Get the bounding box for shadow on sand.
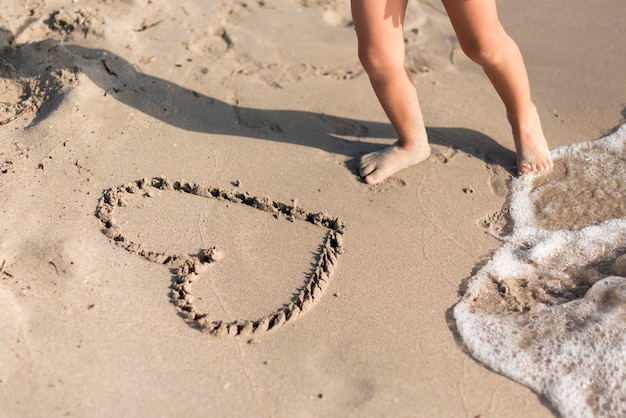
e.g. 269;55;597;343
1;40;517;176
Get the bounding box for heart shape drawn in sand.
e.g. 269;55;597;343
96;177;345;337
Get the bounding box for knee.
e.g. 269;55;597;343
358;45;405;80
458;33;507;66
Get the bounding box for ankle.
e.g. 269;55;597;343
397;132;428;151
507;104;539;127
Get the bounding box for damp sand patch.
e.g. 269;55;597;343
455;124;626;418
96;177;345;338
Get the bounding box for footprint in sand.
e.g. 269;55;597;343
455;124;626;418
368;177;407;192
478;208;512;237
43;8;105;40
96;177;346;338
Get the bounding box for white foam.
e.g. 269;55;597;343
455;124;626;418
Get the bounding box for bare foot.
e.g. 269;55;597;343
359;140;431;185
511;107;553;175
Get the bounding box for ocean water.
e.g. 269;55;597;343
454;124;626;418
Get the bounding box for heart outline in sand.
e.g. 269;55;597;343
96;177;345;337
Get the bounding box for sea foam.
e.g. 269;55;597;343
454;124;626;418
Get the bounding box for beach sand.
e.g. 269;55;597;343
1;0;624;416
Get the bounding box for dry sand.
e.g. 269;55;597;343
0;0;624;416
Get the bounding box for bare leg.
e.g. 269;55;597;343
442;0;553;175
351;0;431;185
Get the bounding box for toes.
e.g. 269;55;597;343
517;161;531;175
358;156;376;178
358;164;374;178
536;157;554;173
363;173;378;185
364;168;386;185
517;159;553;176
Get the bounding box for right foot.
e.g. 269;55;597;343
358;141;431;185
511;107;553;175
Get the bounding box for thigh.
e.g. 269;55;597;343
351;0;409;50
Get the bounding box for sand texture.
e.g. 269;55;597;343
1;0;625;417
